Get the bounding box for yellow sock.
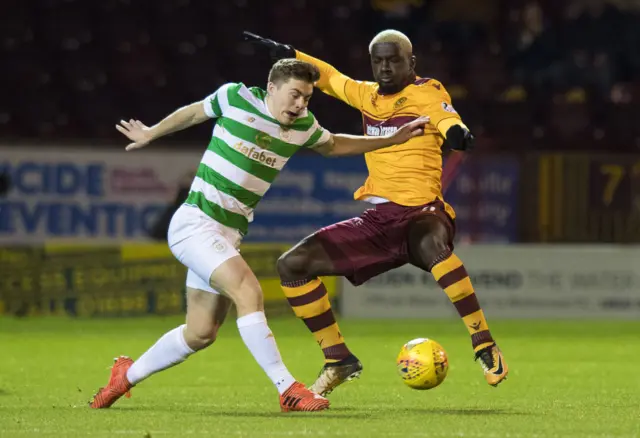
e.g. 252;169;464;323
281;278;351;363
432;253;494;352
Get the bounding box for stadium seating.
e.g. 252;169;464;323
1;0;638;152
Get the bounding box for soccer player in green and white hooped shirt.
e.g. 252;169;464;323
90;59;429;412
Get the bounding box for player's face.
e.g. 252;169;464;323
370;43;416;95
267;79;314;126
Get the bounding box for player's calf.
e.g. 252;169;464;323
183;289;230;350
279;242;354;365
408;214;508;385
209;256;306;398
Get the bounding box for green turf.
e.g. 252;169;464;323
0;316;638;437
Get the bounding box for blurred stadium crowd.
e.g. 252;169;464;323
1;0;640;151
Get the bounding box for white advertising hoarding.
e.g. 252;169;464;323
340;245;640;319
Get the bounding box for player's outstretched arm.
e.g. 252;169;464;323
244;31;367;109
314;116;430;157
116;101;210;151
242;31;296;61
293;51;367;109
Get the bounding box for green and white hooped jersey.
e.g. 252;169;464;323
184;82;331;235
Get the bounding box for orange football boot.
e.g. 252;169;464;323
279;382;330;412
89;356;134;408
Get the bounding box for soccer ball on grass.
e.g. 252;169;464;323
396;338;449;390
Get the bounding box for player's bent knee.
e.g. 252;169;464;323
418;233;449;260
409;219;451;270
190;333;216;351
208;256;264;315
184;325;219;351
224;273;264;316
419;234;451;270
277;236;330;281
233;288;264;316
277;245;311;281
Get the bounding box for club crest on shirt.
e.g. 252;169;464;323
255;132;272;149
393;97;407;109
279;127;291;141
394;97;407;109
442;102;457;114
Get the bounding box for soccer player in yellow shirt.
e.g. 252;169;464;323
245;30;508;396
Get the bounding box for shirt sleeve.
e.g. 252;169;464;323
296;51;372;111
303;118;332;149
416;79;466;138
202;82;234;118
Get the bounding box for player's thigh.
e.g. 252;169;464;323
407;214;453;271
208;255;264;315
277;233;337;280
168;204;244;293
169;216;242;290
185;285;232;340
312;213;403;285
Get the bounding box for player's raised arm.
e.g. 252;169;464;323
116;102;208;151
313;116;430;157
244;31;369;110
117;83;231;151
294;51;369;110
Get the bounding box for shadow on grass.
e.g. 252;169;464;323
115;406;372;419
414;408;528;416
338;406;528;416
114;405;527;418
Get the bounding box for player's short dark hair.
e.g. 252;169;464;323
268;59;320;86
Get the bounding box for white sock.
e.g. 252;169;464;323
126;324;195;385
236;311;296;395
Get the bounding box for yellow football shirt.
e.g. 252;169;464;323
297;51;465;219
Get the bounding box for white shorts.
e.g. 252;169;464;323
167;204;243;294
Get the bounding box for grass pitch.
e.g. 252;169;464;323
0;316;638;437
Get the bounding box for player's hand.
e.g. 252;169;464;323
445;125;475;151
116;119;155;151
243;31;296;61
389;116;430;144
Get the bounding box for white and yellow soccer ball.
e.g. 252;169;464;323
396;338;449;390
